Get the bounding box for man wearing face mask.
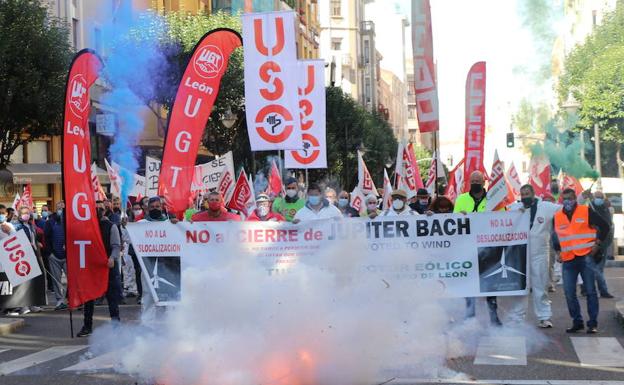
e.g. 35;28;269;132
587;191;614;299
324;187;337;205
247;194;285;221
336;190;360;217
382;189;416;216
364;194;381;219
409;188;431;214
272;177;305;222
77;202;122;337
44;201;68;310
35;205;49;229
454;170;502;326
0;205;15;240
292;184;342;223
191;192;241;222
507;184;560;328
552;188;610;334
139;197;181;223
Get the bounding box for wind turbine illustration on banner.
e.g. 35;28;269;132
151;258;176;290
484;248;525;279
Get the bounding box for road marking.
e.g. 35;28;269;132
0;349;8;354
393;380;624;384
61;350;119;372
0;345;87;375
571;337;624;367
473;336;526;365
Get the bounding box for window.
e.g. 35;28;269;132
10;145;24;164
592;10;597;26
26;141;49;164
331;38;342;51
331;0;341;17
72;18;80;49
365;82;371;103
364;40;370;64
408;105;417;119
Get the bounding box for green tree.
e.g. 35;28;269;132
0;0;72;168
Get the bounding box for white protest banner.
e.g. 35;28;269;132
105;159;122;197
127;211;529;306
243;11;302;150
191;151;235;193
131;174;146;198
0;230;42;287
145;156;161;198
285;60;327;168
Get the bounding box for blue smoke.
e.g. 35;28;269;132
97;1;169;204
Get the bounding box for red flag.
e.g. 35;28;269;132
227;169;254;215
528;154;551;198
357;151;378;196
396;142;424;197
561;173;584;197
463;62;487;191
383;169;393;211
506;162;522;200
159;29;242;218
62;50;108;308
269;159;284;197
411;0;439;133
11;193;21;211
217;166;235;205
20;184;33;209
485;150;514;211
445;159;464;203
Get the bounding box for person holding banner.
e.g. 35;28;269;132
552;188;610;334
192;192;241;222
454;171;501;326
337;190;360;218
272;177;305;222
381;189;416;217
246;194;285;222
293;184;342;223
139;197;180;223
364;194;381;219
508;184;560;328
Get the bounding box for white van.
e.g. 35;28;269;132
581;177;624;254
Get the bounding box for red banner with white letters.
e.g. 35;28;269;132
411;0;439;133
463;61;487;191
158;29;242;217
62;50;108;308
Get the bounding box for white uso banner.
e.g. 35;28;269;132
191;151;235;193
243;11;302;151
145;156;161;197
285;60;327;169
127;211;529;306
0;230;42;287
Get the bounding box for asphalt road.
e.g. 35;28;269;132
0;268;623;385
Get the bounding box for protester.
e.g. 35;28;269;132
130;201;143;222
324;187;337;205
429;196;454;214
587;191;615;298
35;205;49;229
246;194;285;221
409;188;431;214
454;170;501;326
6;207;15;223
0;206;15;239
139;197;181;223
381;189;416;216
508;184;560;328
336;190;359;217
363;194;381;219
272;177;305;222
550;179;560;202
552;188;610;334
293;183;342;222
77;203;123;337
108;197;122;225
44;201;68;310
119;216;139;301
191;192;241;222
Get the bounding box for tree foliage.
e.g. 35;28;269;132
0;0;72;168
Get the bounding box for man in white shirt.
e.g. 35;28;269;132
381;189;417;216
293;183;342;223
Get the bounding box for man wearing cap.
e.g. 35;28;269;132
272;177;305;222
454;170;502;326
410;188;431;214
191;191;241;222
381;189;416;216
247;194;285;222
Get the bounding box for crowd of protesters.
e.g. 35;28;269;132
0;171;618;336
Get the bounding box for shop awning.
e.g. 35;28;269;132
7;163;110;185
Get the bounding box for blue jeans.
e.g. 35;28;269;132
562;256;598;327
587;253;610;296
465;296;500;323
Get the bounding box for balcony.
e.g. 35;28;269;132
342;54;353;66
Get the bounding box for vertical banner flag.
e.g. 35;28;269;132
11;193;20;210
227;169;254;215
445;159;465;202
104;158;122;197
62;49;109;308
357;151;378;196
145;156;161;198
464;61;487;191
285;60;327;168
243;11;302;151
20;184;33;209
486;150;514;211
268;159;284;197
383;169;393;211
90;163;107;201
506;162;522;200
0;230;43;287
425;150;444;194
528;154;551;198
411;0;439;133
158;29;242;217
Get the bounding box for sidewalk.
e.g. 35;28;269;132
606;255;624;267
0;318;25;336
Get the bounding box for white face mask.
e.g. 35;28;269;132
133;209;142;216
286;189;298;198
257;206;270;217
392;199;404;211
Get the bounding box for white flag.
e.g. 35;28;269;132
11;193;21;210
357;151;378;196
383;169;393;211
0;230;42;287
104;159;122;198
486;150;514;211
350;186;366;214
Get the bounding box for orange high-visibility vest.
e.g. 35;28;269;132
554;205;597;262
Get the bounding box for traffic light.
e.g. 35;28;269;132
506;132;515;148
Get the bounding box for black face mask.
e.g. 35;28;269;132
470;183;483;195
521;197;534;207
96;208;105;219
149;209;162;220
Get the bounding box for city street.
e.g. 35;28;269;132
0;268;622;385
